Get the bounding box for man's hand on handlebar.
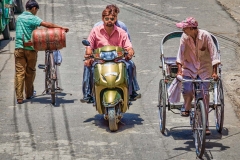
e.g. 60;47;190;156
212;64;219;81
125;48;134;61
84;58;94;67
177;71;182;76
84;54;92;58
212;73;218;81
84;46;94;67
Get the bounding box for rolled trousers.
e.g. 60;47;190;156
182;76;210;125
14;48;38;99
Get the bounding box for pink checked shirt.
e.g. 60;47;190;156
87;24;132;50
176;29;220;80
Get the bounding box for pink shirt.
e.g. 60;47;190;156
87;24;132;50
176;29;220;79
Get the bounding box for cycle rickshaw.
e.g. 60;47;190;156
158;31;224;158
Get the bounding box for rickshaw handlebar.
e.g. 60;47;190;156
177;75;214;83
181;79;213;83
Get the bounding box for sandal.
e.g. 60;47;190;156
180;106;190;117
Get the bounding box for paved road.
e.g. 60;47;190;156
216;0;240;120
0;0;240;159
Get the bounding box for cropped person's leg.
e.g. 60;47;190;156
200;79;211;135
130;60;140;91
127;60;141;100
181;76;194;116
25;50;37;99
80;65;93;103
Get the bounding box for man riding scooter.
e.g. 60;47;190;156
80;5;140;103
82;7;136;131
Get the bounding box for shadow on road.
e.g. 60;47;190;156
25;92;76;107
161;126;231;160
83;112;144;132
163;125;228;139
0;37;15;50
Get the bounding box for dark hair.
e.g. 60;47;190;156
106;4;120;14
26;0;39;10
102;8;116;17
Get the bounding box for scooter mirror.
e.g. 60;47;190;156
82;39;90;46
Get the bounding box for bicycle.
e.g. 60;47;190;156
23;28;67;105
38;50;62;104
182;78;214;157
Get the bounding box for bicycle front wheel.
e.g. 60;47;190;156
45;64;50;94
193;100;206;158
49;53;56;105
50;79;56;104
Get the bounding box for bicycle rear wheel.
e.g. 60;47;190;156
158;79;166;133
215;79;224;133
193;100;206;158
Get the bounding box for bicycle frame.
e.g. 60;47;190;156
41;50;61;104
45;50;57;80
182;78;213;157
182;78;217;106
182;78;211;119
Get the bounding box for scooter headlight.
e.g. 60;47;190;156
100;51;118;61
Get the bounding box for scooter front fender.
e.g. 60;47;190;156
102;90;122;107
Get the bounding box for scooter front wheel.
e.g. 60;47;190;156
108;107;118;132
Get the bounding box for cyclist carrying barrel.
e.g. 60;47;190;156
14;0;69;104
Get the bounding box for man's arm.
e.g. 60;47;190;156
121;31;134;60
40;21;69;32
177;63;182;75
207;32;220;65
212;64;218;80
206;32;220;80
85;46;92;57
84;28;96;66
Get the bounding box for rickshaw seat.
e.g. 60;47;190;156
164;57;177;65
164;57;178;78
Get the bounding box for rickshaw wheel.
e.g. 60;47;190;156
215;79;224;133
158;79;166;134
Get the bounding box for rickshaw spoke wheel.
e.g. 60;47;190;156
215;79;224;133
158;79;166;134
